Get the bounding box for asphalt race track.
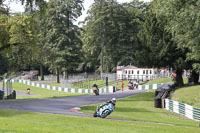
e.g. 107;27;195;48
0;89;145;117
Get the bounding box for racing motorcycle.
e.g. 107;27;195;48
128;82;134;90
92;87;99;96
93;103;115;118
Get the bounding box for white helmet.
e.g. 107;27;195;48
111;98;116;104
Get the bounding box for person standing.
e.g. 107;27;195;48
121;81;124;91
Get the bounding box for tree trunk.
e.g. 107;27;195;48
175;69;184;87
100;21;106;79
63;71;67;79
56;68;60;83
101;39;104;79
192;70;199;84
40;64;44;81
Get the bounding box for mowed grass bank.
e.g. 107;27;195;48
171;85;200;108
144;78;173;85
0;109;199;133
0;82;86;99
144;78;188;85
81;91;199;129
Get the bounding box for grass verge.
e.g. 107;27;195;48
171;85;200;108
0;82;86;99
0;109;199;133
144;78;173;85
81;91;199;128
144;78;188;85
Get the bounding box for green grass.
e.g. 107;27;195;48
0;109;199;133
0;82;86;99
144;78;188;85
46;83;60;87
144;78;173;85
1;83;200;132
171;85;200;108
46;80;119;89
81;91;199;128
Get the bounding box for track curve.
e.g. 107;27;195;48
0;89;145;116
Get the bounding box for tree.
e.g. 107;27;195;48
136;1;190;87
0;0;46;11
6;14;39;72
156;0;200;82
0;53;8;74
155;0;200;84
44;0;83;82
82;0;145;74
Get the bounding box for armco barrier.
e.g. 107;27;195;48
165;99;200;121
11;79;115;94
138;83;163;90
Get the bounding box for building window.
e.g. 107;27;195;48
132;70;134;74
129;70;130;74
126;70;127;74
143;70;145;74
137;70;139;75
150;70;152;74
146;70;148;74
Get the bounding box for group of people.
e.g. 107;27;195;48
127;80;139;90
130;80;139;88
121;79;139;91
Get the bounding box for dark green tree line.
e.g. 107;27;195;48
81;0;146;75
43;0;83;82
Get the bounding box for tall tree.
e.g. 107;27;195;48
44;0;83;82
7;14;39;72
156;0;200;81
136;1;190;87
82;0;145;74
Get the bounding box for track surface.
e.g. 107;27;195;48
0;89;145;117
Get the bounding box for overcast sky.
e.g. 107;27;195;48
6;0;152;25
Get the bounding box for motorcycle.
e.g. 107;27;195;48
26;88;30;94
92;87;99;96
93;103;115;118
128;83;134;90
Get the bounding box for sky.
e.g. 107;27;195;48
5;0;152;25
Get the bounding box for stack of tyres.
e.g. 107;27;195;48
0;90;4;100
12;90;16;99
154;89;166;108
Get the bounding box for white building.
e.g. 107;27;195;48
116;66;170;81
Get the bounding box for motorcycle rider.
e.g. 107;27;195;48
97;98;116;111
26;88;31;94
92;83;99;95
93;83;98;89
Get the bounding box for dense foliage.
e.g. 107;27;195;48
0;0;200;86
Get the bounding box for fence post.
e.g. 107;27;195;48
106;77;108;87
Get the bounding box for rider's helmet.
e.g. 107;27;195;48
111;98;116;104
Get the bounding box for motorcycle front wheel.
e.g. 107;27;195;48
101;110;110;118
94;90;99;96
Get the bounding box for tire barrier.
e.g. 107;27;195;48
10;79;115;94
0;90;4;100
154;88;170;108
165;99;200;121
